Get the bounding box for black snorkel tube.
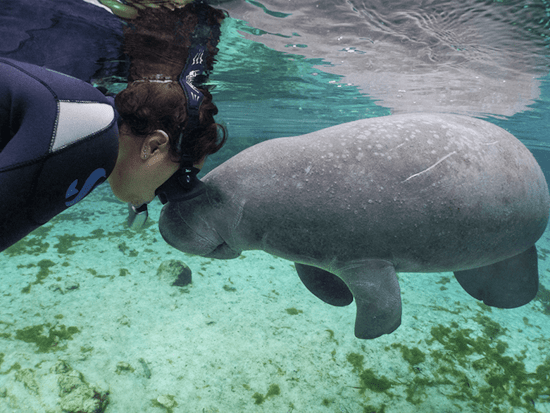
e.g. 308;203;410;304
127;1;220;230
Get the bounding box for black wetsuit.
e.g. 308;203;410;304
0;58;119;252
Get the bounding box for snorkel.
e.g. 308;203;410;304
127;0;220;230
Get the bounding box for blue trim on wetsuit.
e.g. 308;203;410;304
0;58;119;252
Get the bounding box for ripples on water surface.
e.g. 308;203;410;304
216;0;550;113
204;0;550;158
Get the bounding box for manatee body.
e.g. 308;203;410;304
159;113;550;339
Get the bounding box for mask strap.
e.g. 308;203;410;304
157;2;221;204
175;1;221;161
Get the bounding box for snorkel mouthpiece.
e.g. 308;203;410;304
127;202;149;230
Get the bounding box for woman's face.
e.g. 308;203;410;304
108;124;180;205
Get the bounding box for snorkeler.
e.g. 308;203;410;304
0;1;227;252
0;57;119;252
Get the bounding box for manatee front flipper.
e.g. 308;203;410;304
454;245;539;308
338;260;402;339
294;263;353;307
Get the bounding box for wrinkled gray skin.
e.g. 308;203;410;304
159;113;550;339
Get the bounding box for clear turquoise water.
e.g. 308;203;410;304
2;1;550;412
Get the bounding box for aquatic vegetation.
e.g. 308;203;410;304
3;217;150;258
346;352;394;396
358;369;393;394
345;315;550;412
347;352;365;373
116;240;139;257
138;358;152;379
115;362;135;375
15;324;80;353
390;344;426;366
3;236;50;257
3;225;51;257
535;283;550;315
537;248;550;261
54;234;81;255
252;383;281;405
436;276;452;291
363;405;387;413
21;259;56;294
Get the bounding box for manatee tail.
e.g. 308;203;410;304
454;245;539;308
294;263;353;307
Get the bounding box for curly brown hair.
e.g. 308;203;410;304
114;2;228;164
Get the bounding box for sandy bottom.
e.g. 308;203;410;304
1;184;549;413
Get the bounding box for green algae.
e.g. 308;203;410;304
1;220;147;257
81;346;94;354
474;315;507;339
252;384;281;405
285;308;303;315
15;324;80;353
390;344;426;366
426;320;550;411
0;362;21;376
325;329;339;345
5;225;142;257
3;225;52;257
54;231;135;255
117;241;139;257
358;369;393;394
138;358;151;379
436;276;451;290
4;236;50;257
115;362;135;375
347;352;364;373
54;234;80;254
21;259;56;294
363;405;387;413
346;352;395;397
251;393;264;405
535;282;550;315
344;314;550;412
223;284;237;292
86;268;110;278
266;384;281;397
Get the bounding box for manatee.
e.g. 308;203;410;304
159;113;550;339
